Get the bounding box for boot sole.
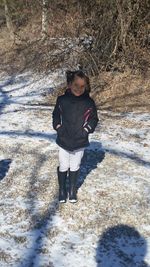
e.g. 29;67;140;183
69;199;78;203
59;199;66;203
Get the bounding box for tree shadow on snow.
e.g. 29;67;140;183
95;224;149;267
0;73;51;116
0;159;12;181
16;148;60;267
105;147;150;168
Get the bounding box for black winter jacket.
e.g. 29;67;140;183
52;87;99;151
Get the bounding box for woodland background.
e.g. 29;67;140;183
0;0;150;111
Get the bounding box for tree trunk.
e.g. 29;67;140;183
116;0;133;51
3;0;15;41
41;0;49;40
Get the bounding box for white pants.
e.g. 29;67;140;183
58;145;85;172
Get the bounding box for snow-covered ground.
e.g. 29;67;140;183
0;71;150;267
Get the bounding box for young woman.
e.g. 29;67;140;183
52;70;99;203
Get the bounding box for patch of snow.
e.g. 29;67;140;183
0;71;150;267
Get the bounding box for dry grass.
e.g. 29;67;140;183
90;69;150;112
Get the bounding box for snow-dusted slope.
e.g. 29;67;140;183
0;71;150;267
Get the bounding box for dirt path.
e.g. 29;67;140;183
0;72;150;267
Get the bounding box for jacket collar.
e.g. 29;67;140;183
64;87;89;100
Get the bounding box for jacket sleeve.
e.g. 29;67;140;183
52;96;62;131
83;100;99;134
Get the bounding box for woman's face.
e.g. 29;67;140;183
70;77;86;96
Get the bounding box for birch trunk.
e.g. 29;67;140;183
41;0;49;39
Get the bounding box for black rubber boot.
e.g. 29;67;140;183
57;166;68;203
68;168;80;203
